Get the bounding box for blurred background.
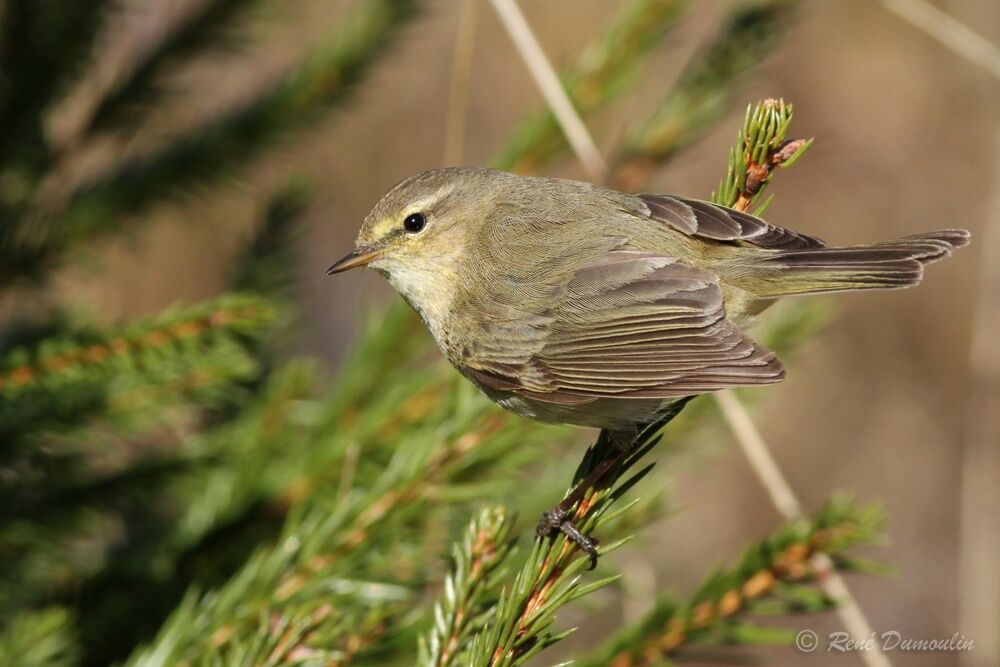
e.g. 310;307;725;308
1;0;997;665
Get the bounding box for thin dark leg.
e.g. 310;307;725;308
538;400;693;568
535;433;633;570
557;449;626;513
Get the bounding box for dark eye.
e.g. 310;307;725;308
403;212;426;233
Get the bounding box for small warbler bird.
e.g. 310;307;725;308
328;167;968;557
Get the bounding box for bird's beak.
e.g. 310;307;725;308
326;245;382;275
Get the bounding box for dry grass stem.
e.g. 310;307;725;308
488;0;608;181
957;129;1000;667
443;0;479;166
880;0;1000;81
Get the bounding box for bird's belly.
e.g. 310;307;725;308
476;382;680;431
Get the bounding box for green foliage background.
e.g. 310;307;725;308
0;1;884;665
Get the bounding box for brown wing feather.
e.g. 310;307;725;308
466;251;784;403
638;194;826;251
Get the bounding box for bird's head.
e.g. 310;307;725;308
327;168;521;327
326;167;509;278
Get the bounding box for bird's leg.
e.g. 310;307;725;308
535;428;636;570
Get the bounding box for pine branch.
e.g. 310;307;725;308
576;498;886;665
432;15;827;667
4;360;347;664
109;92;828;660
711;97;812;213
4;316;420;663
120;417;558;666
80;0;265;140
5;307;430;663
0;293;277;440
0;8;835;666
227;22;820;660
54;363;321;665
469;426;671;667
418;507;514;667
0;1;111;267
613;0;800;190
0;0;418;289
57;0;417;244
491;0;687;174
120;329;570;666
0;296;284;650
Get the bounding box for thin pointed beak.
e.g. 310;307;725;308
326;245;382;275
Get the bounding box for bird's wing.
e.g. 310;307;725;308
637;194;826;251
464;250;784;404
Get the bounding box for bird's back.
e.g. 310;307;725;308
437;178;783;429
429;172;966;431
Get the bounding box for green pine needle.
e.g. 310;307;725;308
0;607;78;667
62;0;417;231
711;98;812;210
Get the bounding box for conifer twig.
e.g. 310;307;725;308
121;362;567;666
77;0;264;140
8;0;418;289
0;295;273;391
577;498;886;665
490;0;794;559
470;429;664;667
0;293;276;437
422;9;699;660
0;2;111;164
419;507;514;667
0;607;78;667
712;98;890;667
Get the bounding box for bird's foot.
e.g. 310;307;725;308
535;506;600;570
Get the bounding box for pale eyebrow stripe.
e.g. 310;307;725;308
406;184;458;215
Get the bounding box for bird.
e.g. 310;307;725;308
327;166;969;559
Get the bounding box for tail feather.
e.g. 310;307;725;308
749;229;970;297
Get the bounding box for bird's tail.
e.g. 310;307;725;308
746;229;970;297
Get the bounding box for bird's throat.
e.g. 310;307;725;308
382;255;460;345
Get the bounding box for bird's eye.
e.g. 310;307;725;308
403;213;426;233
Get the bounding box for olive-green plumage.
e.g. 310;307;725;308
328;167;969;433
